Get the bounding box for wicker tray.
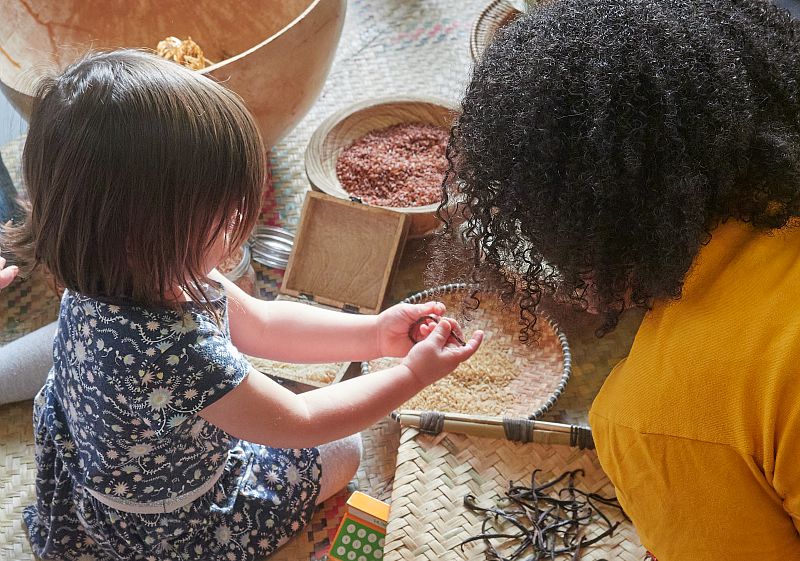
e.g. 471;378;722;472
364;284;571;424
470;0;523;61
246;355;349;388
385;425;645;561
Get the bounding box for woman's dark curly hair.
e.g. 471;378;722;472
433;0;800;338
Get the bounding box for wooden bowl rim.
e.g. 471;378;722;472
0;0;327;97
304;95;459;214
201;0;325;74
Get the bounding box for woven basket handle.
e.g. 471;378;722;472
504;417;594;449
395;411;594;449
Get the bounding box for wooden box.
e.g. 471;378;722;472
282;191;409;314
250;191;409;387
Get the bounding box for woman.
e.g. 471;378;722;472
438;0;800;558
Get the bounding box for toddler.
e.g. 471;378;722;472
7;50;482;561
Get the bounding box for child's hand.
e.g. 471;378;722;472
401;318;483;385
376;301;449;357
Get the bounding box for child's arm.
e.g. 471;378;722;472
211;270;448;363
199;319;483;448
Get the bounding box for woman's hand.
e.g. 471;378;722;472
0;254;18;290
376;301;449;358
402;318;483;385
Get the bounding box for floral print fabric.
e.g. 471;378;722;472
24;290;321;560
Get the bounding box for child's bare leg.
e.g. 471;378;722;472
316;434;362;504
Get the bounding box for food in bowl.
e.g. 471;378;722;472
155;36;209;70
368;290;568;417
335;122;449;208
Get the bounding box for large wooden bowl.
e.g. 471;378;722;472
0;0;346;149
305;97;458;238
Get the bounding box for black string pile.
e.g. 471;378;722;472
459;469;629;560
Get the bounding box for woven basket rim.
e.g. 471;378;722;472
304;95;459;214
361;282;572;422
470;0;523;62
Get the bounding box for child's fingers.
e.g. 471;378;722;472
412;301;446;318
427;318;453;347
452;330;484;359
418;322;435;338
441;317;465;342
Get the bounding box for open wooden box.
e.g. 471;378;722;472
249;191;409;387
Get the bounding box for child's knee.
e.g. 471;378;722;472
316;434;363;504
346;433;363;470
329;433;362;477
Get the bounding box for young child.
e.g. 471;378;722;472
7;50;483;561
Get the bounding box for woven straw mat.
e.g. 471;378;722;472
385;427;645;561
0;402;36;561
369;289;566;418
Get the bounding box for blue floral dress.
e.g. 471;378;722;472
24;289;321;561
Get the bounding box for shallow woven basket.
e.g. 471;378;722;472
363;284;571;425
246;355;349;388
304;96;458;238
385;426;645;561
470;0;523;61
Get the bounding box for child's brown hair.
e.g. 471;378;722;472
5;49;264;313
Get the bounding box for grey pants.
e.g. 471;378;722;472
0;322;55;404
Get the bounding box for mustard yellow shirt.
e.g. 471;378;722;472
589;221;800;560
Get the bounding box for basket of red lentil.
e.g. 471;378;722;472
305;96;458;238
362;283;573;435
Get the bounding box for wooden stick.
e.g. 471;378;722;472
397;410;585;434
396;412;581;446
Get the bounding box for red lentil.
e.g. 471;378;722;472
335;122;449;207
